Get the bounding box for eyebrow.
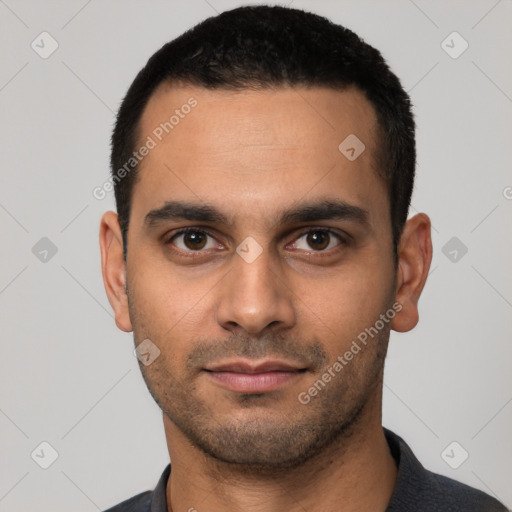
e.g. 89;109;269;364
144;199;370;229
145;202;230;226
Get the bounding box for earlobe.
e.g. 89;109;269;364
391;213;433;333
99;211;133;332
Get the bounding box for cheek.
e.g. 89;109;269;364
296;263;392;352
127;257;218;346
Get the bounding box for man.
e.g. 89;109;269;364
99;5;507;511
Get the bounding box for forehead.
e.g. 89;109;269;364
132;83;388;231
140;82;379;159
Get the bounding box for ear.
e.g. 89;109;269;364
391;213;433;333
99;211;132;332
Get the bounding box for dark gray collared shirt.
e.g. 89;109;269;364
103;429;507;511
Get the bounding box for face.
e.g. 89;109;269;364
104;83;413;469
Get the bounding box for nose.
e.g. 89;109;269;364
215;244;296;335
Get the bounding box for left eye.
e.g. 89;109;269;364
292;229;343;252
170;230;218;251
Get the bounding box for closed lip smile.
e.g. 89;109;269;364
203;359;307;393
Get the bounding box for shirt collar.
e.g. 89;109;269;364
149;463;170;512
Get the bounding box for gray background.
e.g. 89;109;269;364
1;0;511;510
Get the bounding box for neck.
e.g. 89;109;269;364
164;383;397;512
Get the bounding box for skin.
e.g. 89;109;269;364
100;83;432;512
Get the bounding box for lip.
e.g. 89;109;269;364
205;359;303;373
204;359;306;393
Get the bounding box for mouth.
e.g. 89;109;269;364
203;359;307;393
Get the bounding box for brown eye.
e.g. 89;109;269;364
183;231;207;250
306;231;330;251
168;229;217;252
293;229;344;252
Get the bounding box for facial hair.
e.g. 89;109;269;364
132;320;391;471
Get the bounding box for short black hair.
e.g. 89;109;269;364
111;5;415;260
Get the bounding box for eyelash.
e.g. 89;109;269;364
164;227;349;258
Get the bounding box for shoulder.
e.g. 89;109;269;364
103;490;152;512
423;470;508;511
384;428;508;512
103;464;171;512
